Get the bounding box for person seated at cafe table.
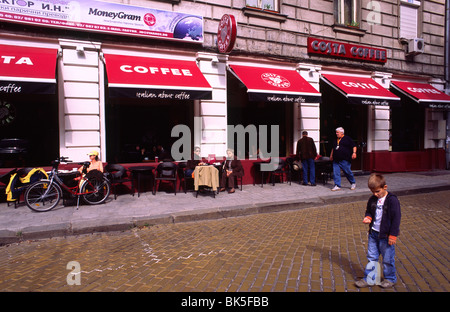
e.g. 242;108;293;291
78;150;103;174
220;148;243;194
76;150;103;186
156;144;173;162
186;146;206;177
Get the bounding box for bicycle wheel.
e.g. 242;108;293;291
81;177;110;205
25;180;61;212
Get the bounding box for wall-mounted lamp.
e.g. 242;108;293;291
76;45;85;54
211;55;219;64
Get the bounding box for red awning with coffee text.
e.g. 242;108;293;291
228;65;321;103
0;44;58;95
104;54;212;100
391;81;450;109
321;74;400;106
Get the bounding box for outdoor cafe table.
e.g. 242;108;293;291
128;166;154;197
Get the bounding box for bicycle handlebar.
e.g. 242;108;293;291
59;156;72;163
51;156;73;169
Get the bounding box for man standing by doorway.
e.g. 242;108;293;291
296;131;317;186
330;127;357;191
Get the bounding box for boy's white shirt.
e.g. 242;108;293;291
372;194;387;232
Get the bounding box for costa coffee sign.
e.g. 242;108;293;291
217;14;237;53
307;37;387;64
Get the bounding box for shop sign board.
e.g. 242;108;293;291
321;74;400;106
307;37;387;64
229;65;322;103
104;53;212;100
391;81;450;109
0;0;204;43
217;14;237;54
0;44;58;94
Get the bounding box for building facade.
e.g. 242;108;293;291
0;0;449;172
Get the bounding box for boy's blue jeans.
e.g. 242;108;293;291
364;230;397;283
332;159;355;187
301;158;315;184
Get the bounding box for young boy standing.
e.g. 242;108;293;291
355;173;401;288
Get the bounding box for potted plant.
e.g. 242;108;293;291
346;20;360;28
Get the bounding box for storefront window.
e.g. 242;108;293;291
0;94;59;168
105;96;194;163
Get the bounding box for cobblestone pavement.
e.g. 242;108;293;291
0;191;448;294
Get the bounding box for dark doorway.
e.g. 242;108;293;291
227;72;293;158
390;98;425;152
319;80;368;170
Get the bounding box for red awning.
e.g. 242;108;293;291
321;74;400;106
391;81;450;109
0;44;58;94
228;65;321;103
104;54;212;100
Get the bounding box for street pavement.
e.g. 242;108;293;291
0;188;448;294
0;170;449;245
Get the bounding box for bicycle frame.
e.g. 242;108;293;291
25;156;110;212
47;159;102;198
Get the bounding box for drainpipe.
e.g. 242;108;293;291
446;0;450;169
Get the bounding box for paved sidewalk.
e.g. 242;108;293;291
1;170;449;244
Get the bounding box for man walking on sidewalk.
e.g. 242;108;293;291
330;127;357;191
296;131;317;186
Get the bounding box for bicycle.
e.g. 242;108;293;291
24;156;111;212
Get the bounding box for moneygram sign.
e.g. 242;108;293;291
0;0;204;43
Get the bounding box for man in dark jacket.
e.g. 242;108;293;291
330;127;357;191
296;131;317;186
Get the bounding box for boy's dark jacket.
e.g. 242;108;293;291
364;192;401;238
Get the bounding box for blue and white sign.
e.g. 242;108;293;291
0;0;204;42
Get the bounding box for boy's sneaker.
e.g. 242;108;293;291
331;185;341;191
380;280;395;288
350;183;356;190
355;279;371;288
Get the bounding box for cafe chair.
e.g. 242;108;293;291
284;157;299;185
177;162;194;193
153;162;178;195
268;158;288;186
104;163;134;199
0;138;29;168
234;167;244;191
316;157;333;185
